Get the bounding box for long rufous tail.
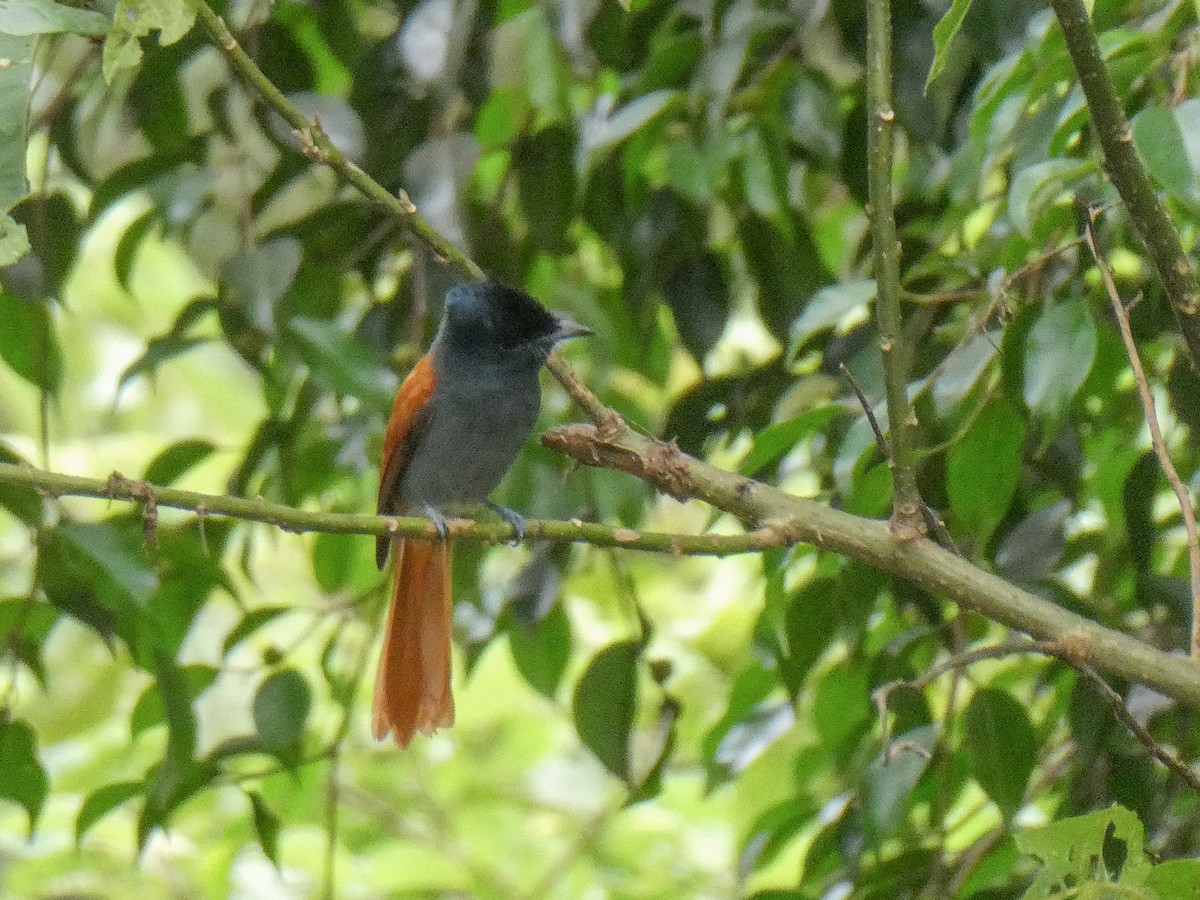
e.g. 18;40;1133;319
372;538;454;746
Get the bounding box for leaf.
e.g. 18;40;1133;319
787;279;875;360
1008;159;1091;237
508;601;571;699
626;696;679;805
0;718;48;834
947;398;1025;542
861;724;936;838
580;89;679;163
963;688;1038;817
102;0;196;81
661;252;729;359
0;0;108;35
1016;805;1152;896
926;0;975;90
130;665;217;738
713;700;794;776
995;500;1070;582
143;439;217;487
0;292;62;392
247;791;281;865
286;317;394;407
223;606;292;656
0;597;57;684
75;780;143;843
1023;298;1095;437
253;669;311;760
0;33;34;230
1132;102;1200;203
740;406;837;477
572;640;641;780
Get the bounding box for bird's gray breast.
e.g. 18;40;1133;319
397;360;542;508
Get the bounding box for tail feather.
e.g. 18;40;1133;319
372;539;455;746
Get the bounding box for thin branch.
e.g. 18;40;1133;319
1084;216;1200;657
1049;0;1200;372
866;0;924;539
876;637;1200;796
0;462;796;558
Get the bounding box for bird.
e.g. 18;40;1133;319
373;280;591;746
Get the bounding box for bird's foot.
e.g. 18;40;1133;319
486;501;526;545
421;503;450;540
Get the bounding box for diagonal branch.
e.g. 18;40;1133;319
1084;216;1200;657
541;422;1200;710
1049;0;1200;372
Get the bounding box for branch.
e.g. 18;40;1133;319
866;0;924;539
540;422;1200;709
1084;216;1200;657
0;462;794;558
1049;0;1200;372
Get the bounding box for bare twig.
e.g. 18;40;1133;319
1084;215;1200;657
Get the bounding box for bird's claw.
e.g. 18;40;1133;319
421;503;450;540
486;501;526;545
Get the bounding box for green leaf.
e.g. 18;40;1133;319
787;279;875;361
926;0;975;90
130;665;217;738
118;298;219;393
286;317;394;407
143;439;217;486
508;601;571;699
1144;859;1200;899
0;718;48;834
247;791;281;865
75;780;143;843
1133;102;1200;203
963;688;1038;817
223;605;292;656
0;597;57;684
581;89;679;164
102;0;196;81
1008;159;1091;237
0;33;34;221
947;398;1025;542
254;669;311;759
0;0;108;35
740;406;837;477
1023;298;1095;438
861;724;936;837
573;640;640;780
1016;805;1151;895
0;292;62;392
995;500;1070;582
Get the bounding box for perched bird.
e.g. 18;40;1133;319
373;280;591;746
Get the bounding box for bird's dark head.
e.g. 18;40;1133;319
438;281;591;363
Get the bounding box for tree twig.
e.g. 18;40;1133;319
866;0;924;540
1049;0;1200;372
1083;215;1200;657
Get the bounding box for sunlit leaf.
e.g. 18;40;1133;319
926;0;975;90
75;781;142;843
0;0;108;35
947;398;1025;542
247;791;281;865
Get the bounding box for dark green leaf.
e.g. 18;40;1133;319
963;688;1038;817
286;317;394;407
572;640;640;780
254;669;311;758
143;439;217;487
947;398;1025;542
740;407;837;477
994;500;1070;582
75;780;143;843
927;0;975;90
0;718;48;834
662;252;729;359
508;601;571;699
247;791;281;865
130;665;217;738
861;724;936;837
0;292;62;392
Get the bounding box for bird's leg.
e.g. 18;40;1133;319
485;500;526;545
421;502;450;540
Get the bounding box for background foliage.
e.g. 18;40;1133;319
1;0;1200;896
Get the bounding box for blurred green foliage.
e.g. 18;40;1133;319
1;0;1200;896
